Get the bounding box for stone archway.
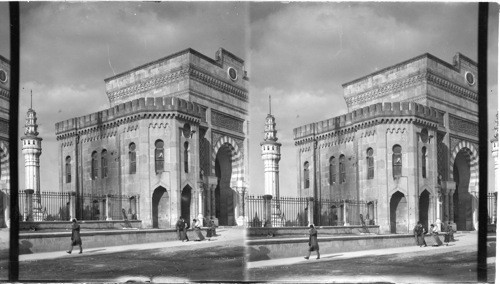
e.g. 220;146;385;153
152;186;169;229
419;190;430;230
215;145;235;226
390;191;408;234
453;149;474;231
181;185;192;223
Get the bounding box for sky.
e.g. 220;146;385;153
0;2;497;197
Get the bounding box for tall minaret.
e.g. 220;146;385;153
261;95;283;227
21;91;43;221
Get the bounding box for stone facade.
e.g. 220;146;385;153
0;55;9;228
56;48;249;228
294;53;478;233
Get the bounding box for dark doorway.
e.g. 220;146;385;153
215;145;235;226
419;190;430;230
453;150;473;230
390;191;407;234
152;186;168;228
181;185;192;223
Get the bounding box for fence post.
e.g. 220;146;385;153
24;189;34;221
69;191;76;221
263;195;272;227
106;194;112;221
308;197;314;226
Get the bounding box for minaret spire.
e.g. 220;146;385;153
30;90;33;109
269;94;271;115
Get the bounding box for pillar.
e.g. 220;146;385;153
343;200;348;226
24;189;34;221
308;197;315;226
263;194;272;227
493;192;497;225
236;186;247;226
208;176;218;225
106;194;112;221
472;191;479;231
197;181;204;222
69;191;76;221
205;186;211;218
435;187;442;231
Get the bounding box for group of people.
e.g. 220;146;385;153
413;221;455;247
175;217;217;242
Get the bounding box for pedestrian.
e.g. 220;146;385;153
182;218;189;242
413;221;427;247
175;217;189;242
66;218;83;254
430;224;443;247
304;224;320;260
192;218;205;241
447;222;455;241
206;219;216;240
444;222;453;246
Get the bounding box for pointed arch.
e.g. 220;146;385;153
450;141;478;192
211;136;244;187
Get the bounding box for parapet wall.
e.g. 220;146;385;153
56;96;204;134
293;101;443;140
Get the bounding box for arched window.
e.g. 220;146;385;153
101;149;108;178
129;143;136;174
422;146;427;178
392;145;402;179
367;148;374;180
184;141;189;173
155;140;164;174
339;155;346;184
91;151;98;180
65;156;71;183
304;161;310;189
329;156;336;185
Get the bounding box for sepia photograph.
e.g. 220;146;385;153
0;1;497;283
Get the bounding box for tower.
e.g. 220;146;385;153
21;91;43;221
260;96;283;226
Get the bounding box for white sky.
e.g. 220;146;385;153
0;2;497;197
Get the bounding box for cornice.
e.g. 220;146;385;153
345;71;477;108
107;64;248;105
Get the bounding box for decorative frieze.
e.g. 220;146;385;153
0;120;7;134
211;111;244;133
345;71;477;108
449;115;478;137
107;65;248;105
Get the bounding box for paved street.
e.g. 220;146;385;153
16;227;246;282
247;232;495;283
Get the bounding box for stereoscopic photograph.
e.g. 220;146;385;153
0;2;497;283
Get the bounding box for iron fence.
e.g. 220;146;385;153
246;195;376;227
19;191;139;221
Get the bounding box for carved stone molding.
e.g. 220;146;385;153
449;115;478;137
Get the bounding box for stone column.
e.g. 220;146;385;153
435;187;442;231
205;187;211;218
106;194;112;221
449;189;455;225
197;181;205;222
443;188;450;223
472;191;479;231
263;195;272;227
236;186;247;226
208;176;218;225
343;200;348;226
69;191;76;221
308;197;315;226
493;192;497;225
24;189;34;221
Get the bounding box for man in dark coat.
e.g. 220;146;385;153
67;218;83;254
413;221;427;247
304;224;320;260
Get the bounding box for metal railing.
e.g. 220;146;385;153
245;195;376;227
19;191;139;221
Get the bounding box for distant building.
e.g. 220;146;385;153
294;53;478;233
0;55;9;228
56;48;249;228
